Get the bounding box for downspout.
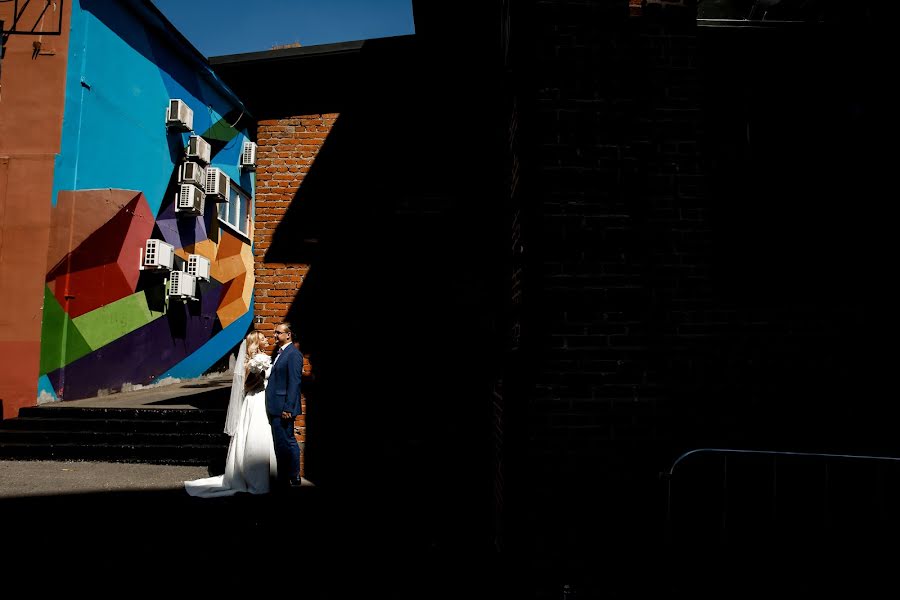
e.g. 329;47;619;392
57;6;88;399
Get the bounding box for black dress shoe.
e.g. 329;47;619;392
288;479;302;487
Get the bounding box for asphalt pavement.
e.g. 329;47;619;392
0;459;210;498
0;377;497;599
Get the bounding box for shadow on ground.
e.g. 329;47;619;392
0;485;502;599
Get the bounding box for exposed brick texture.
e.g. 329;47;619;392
254;113;339;474
504;1;890;592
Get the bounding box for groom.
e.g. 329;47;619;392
267;321;302;489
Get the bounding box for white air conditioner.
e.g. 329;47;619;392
240;141;257;171
166;99;193;132
179;161;206;190
141;239;175;271
169;270;197;300
187;135;211;164
175;184;205;216
187;254;211;281
205;167;231;202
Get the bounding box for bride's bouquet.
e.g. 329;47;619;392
247;352;271;374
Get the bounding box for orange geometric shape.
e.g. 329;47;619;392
216;271;252;329
212;229;254;328
174;239;217;265
211;229;251;283
192;239;218;263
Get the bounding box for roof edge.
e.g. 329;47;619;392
209;35;416;66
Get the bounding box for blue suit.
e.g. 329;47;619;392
266;343;302;484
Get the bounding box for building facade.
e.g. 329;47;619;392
1;0;256;416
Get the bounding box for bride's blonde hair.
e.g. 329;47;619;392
245;331;266;360
244;331;267;385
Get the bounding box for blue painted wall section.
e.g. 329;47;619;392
40;0;257;401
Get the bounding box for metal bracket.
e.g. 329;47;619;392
1;1;65;37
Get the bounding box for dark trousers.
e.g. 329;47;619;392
270;416;300;483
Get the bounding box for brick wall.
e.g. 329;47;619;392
523;1;704;557
513;1;889;592
254;113;339;475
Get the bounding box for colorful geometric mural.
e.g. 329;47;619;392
46;191;155;319
38;0;256;401
214;230;255;329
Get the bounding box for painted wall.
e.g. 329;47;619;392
34;0;256;404
0;0;72;418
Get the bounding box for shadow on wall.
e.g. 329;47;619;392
261;36;504;553
679;24;895;454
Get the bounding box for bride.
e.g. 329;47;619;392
185;331;277;496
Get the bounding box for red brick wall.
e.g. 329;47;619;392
254;113;339;475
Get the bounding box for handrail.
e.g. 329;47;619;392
665;447;900;478
663;447;900;545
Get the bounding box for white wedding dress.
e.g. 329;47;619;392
185;364;276;497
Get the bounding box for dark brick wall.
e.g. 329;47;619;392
243;25;506;583
506;0;892;593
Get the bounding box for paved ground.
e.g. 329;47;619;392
40;371;234;409
0;377;493;599
0;459;210;498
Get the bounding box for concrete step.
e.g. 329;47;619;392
0;429;228;444
0;441;225;465
0;405;229;465
0;415;226;434
17;406;226;421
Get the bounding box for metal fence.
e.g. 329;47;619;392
663;447;900;547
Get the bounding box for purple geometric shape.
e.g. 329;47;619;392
155;198;214;250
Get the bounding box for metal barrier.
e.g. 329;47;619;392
662;447;900;546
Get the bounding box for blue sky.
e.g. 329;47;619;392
150;0;416;57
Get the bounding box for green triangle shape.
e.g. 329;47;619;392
203;117;240;143
39;286;94;375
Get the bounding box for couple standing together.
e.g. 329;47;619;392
185;322;302;497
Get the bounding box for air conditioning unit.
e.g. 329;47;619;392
187;254;211;281
141;239;175;271
187;135;211;164
179;161;206;190
205;167;231;202
175;184;205;216
240;141;257;171
169;270;197;300
166;99;193;132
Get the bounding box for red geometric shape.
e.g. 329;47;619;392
47;190;142;274
46;192;155;318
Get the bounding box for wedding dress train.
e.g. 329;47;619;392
185;366;276;497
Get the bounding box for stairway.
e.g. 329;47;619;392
0;380;232;467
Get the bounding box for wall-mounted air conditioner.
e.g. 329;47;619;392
175;184;205;216
166;99;193;132
169;270;197;301
187;254;211;282
179;161;206;190
187;135;211;164
205;167;230;202
140;239;175;271
240;141;257;171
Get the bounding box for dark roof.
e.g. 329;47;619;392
208;35;417;119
